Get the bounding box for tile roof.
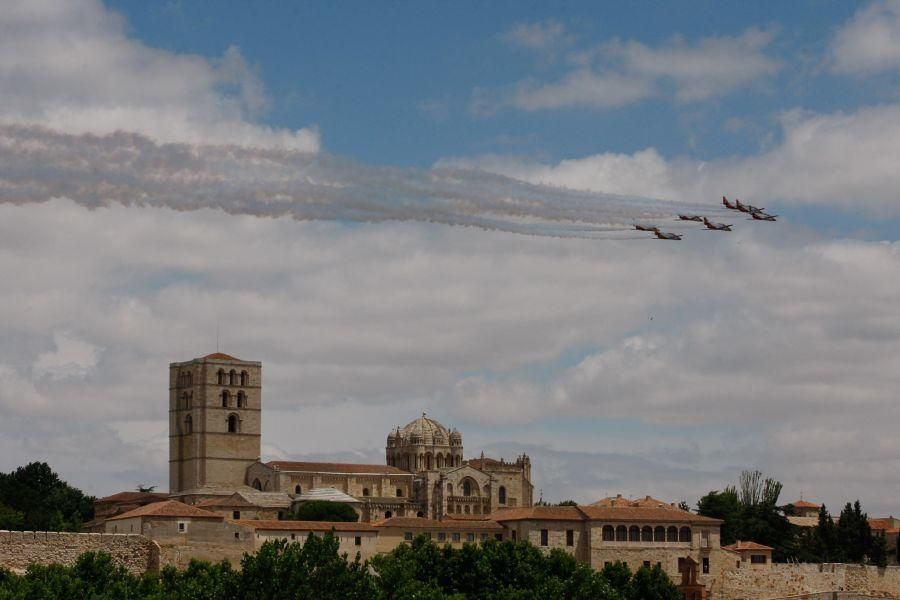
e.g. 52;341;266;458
868;518;900;531
791;499;821;509
108;500;223;521
296;487;361;504
722;540;774;552
97;491;169;504
202;352;239;360
266;461;409;475
233;519;376;532
579;505;721;524
590;495;673;508
196;493;258;509
787;516;820;528
492;506;585;522
373;517;503;531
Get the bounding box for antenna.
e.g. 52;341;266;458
216;318;220;353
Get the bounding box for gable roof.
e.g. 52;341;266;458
266;461;409;476
590;495;673;509
373;517;503;531
203;352;239;361
722;540;774;552
233;519;376;532
579;505;721;524
196;493;258;509
97;491;169;504
108;500;223;521
492;506;585;522
790;499;821;509
296;487;361;504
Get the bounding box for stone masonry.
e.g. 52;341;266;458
0;530;159;575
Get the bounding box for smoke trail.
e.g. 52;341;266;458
0;124;726;239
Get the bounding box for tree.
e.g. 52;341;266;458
629;564;681;600
0;462;94;531
600;560;632;597
0;503;24;530
287;500;359;522
697;488;741;546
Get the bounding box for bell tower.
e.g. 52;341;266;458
169;353;262;493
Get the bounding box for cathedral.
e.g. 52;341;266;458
168;352;533;521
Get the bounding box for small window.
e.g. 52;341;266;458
498;486;506;504
241;371;249;386
463;481;472;496
602;525;615;541
362;488;370;497
480;533;488;541
438;532;446;541
229;369;236;385
466;533;475;542
183;414;192;435
566;529;574;547
228;414;239;433
425;532;432;540
384;511;392;519
404;532;413;541
540;529;549;546
751;554;767;564
396;488;403;497
512;531;517;541
417;511;425;518
355;536;362;546
217;370;226;385
178;522;187;533
295;484;302;495
452;532;461;542
495;533;503;541
237;391;245;408
290;534;296;540
702;557;710;573
232;511;240;520
643;561;651;569
234;532;240;540
221;390;230;407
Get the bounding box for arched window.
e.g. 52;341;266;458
252;479;262;491
667;526;679;542
679;526;692;542
642;526;653;542
464;505;470;514
417;511;424;518
463;481;472;497
227;414;238;433
186;372;192;386
384;511;393;519
616;525;627;541
498;486;507;505
446;504;454;514
602;525;615;541
629;525;640;541
181;392;189;409
184;414;192;434
426;454;432;470
240;371;248;386
397;488;404;497
654;526;666;542
474;505;481;515
437;455;443;469
237;391;245;408
229;369;236;385
217;370;226;385
362;488;370;497
221;390;230;407
294;484;302;495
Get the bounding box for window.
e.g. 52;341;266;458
629;525;640;541
679;526;692;542
495;534;503;541
466;533;475;542
217;370;226;385
355;536;362;546
221;390;230;407
667;526;678;542
229;369;236;385
384;511;392;519
438;532;446;542
642;526;653;542
178;522;187;533
605;562;611;568
295;484;302;495
540;529;548;546
463;481;472;497
498;486;506;504
417;511;425;518
654;526;666;542
512;531;517;541
252;479;262;491
290;534;296;540
566;529;574;546
233;511;240;520
480;533;488;541
616;525;627;541
228;414;238;433
237;391;245;408
644;561;651;569
397;488;403;497
602;525;615;541
362;488;370;497
750;554;767;564
678;557;686;572
183;414;192;435
234;532;240;540
702;557;710;573
452;532;461;542
241;371;249;386
404;532;413;541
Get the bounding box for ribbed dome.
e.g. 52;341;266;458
400;413;450;446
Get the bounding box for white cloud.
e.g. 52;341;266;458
0;0;319;151
33;331;101;380
479;27;779;113
831;0;900;74
451;102;900;215
502;20;572;51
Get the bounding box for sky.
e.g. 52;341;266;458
1;0;900;515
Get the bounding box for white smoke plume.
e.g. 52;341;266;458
0;124;727;239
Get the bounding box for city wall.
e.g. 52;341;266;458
0;530;159;575
717;563;900;599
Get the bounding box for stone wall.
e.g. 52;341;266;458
0;530;159;575
717;563;900;599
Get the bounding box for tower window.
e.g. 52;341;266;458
463;481;471;497
362;488;370;497
217;369;226;385
221;390;230;407
237;391;246;408
241;371;249;386
295;484;302;495
229;369;236;385
228;414;239;433
396;488;403;497
498;486;506;505
183;414;192;435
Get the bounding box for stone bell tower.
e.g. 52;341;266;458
169;353;261;493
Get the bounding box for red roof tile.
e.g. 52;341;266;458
579;505;721;524
108;500;223;521
722;540;774;552
203;352;239;361
791;500;821;509
97;491;169;504
266;461;409;475
492;506;585;522
233;520;376;532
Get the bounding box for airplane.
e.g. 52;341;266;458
654;229;682;240
722;196;737;210
735;199;751;213
751;211;777;221
702;217;732;231
634;224;658;232
678;214;703;222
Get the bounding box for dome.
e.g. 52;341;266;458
449;429;462;442
399;413;450;446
